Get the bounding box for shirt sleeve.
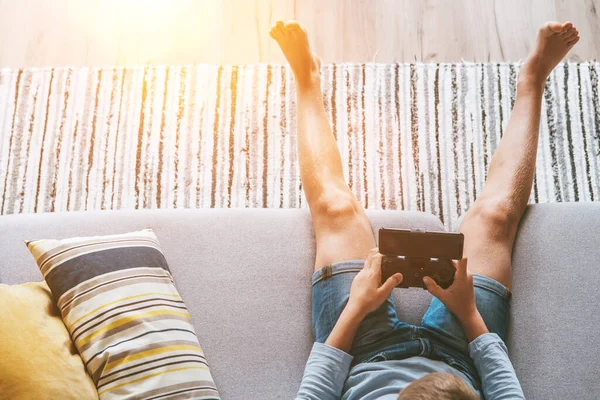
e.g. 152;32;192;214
296;342;353;400
469;333;526;400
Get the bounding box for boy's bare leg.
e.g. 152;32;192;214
460;22;579;289
270;21;375;271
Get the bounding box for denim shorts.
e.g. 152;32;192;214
311;260;512;391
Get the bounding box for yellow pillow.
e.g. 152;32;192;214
0;281;98;400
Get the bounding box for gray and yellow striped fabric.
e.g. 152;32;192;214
1;63;599;230
26;230;220;400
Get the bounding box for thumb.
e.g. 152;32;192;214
380;273;403;295
423;276;443;298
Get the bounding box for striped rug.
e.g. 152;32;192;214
0;63;599;230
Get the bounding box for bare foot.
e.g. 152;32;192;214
269;20;321;89
520;21;580;89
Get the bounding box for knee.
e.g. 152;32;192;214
462;198;519;240
312;190;360;227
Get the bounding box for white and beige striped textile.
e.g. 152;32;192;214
1;63;599;230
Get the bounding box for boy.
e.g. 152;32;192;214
270;20;579;399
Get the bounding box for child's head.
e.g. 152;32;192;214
397;372;478;400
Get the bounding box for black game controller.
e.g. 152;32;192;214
381;256;456;289
379;228;463;290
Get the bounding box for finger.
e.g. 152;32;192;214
369;253;383;272
364;247;379;269
456;257;468;276
368;247;379;257
423;276;444;298
380;273;403;295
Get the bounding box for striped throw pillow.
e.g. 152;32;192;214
26;229;220;400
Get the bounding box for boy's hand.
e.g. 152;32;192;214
423;258;478;323
423;258;489;341
346;248;403;318
325;249;402;353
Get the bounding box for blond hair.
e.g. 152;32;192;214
397;372;479;400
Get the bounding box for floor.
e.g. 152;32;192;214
0;0;599;67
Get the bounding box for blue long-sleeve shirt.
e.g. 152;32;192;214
296;333;525;400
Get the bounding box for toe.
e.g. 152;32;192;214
546;21;564;33
567;35;580;46
269;28;279;40
274;21;285;36
561;26;576;36
564;28;578;39
285;20;301;31
562;21;574;32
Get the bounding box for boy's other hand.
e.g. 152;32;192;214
423;258;478;323
346;248;403;318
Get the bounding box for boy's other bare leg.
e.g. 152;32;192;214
270;21;375;271
459;22;579;289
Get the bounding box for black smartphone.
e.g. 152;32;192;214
378;228;464;259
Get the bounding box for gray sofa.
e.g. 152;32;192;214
1;202;599;399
